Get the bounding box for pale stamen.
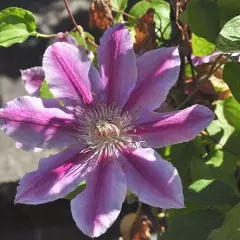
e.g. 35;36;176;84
73;103;142;155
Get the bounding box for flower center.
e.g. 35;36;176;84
73;103;137;155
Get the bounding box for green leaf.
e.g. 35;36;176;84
185;179;238;206
70;31;96;54
218;0;240;22
170;141;197;186
64;181;86;200
223;63;240;102
151;0;171;41
207;100;235;148
128;0;171;41
39;80;54;99
223;97;240;131
112;0;128;22
192;33;215;56
0;7;37;47
216;15;240;52
190;150;238;192
162;209;224;240
207;203;240;240
187;0;220;44
128;1;152;26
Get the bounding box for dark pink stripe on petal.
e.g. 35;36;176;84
97;24;137;107
15;147;98;205
120;148;184;209
43;42;104;104
128;105;214;149
21;67;45;96
0;96;77;149
71;158;127;238
124;47;180;115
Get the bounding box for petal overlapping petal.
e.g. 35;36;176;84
15;147;98;204
43;42;104;104
0;96;77;149
124;47;180;115
97;23;137;107
21;67;45;96
71;158;127;238
120;148;184;208
128;105;214;148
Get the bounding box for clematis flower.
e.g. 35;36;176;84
21;66;45;97
0;24;214;238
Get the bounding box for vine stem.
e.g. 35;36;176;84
36;33;58;38
201;131;239;158
176;54;224;110
64;0;98;48
111;4;136;20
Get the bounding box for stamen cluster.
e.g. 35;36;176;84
73;103;136;155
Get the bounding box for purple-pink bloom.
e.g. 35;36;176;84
0;24;214;237
21;66;45;96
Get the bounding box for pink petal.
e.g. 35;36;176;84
15;147;98;204
120;148;184;208
71;158;127;238
124;47;180;115
43;42;104;104
21;67;45;96
97;23;137;107
56;33;78;46
0;96;77;149
191;52;220;66
128;105;214;148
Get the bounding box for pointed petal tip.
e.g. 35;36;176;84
192;104;215;123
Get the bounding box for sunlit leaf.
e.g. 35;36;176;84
190;150;238;192
0;7;37;47
64;181;86;200
185;179;239;206
216;15;240;52
39;80;54;99
223;97;240;131
192;33;215;56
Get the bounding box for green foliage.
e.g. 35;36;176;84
112;0;128;22
64;181;86;200
185;0;220;44
190;151;238;192
70;31;96;54
218;0;240;22
192;33;216;56
39;80;54;99
128;0;171;42
216;15;240;52
207;203;240;240
162;209;224;240
185;179;238;206
0;7;37;47
223;97;240;132
223;63;240;102
170;141;197;186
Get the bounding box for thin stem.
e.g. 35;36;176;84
201;131;239;158
176;54;224;110
111;4;136;20
36;33;58;38
64;0;98;48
